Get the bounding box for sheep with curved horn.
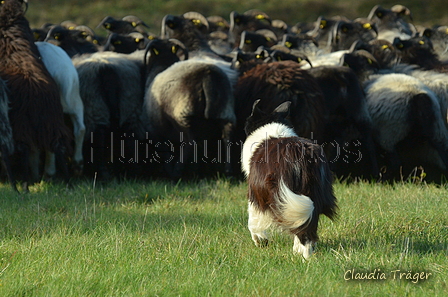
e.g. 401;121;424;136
367;4;415;42
142;41;237;178
97;15;150;36
45;25;99;58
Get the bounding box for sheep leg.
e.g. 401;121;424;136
43;151;56;179
247;202;270;247
222;122;234;176
0;148;18;193
16;143;31;192
55;145;70;186
69;112;86;176
429;139;448;171
91;125;113;180
382;149;402;181
29;148;41;183
360;134;380;178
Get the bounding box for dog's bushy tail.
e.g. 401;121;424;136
276;179;314;230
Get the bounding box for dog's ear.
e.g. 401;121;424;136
250;99;262;117
273;101;291;118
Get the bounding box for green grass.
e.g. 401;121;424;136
0;178;447;296
26;0;448;38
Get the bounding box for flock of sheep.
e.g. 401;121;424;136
1;0;448;192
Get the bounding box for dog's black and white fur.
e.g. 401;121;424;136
242;100;337;259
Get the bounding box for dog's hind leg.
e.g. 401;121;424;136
248;202;272;247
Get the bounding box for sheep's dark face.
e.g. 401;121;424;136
0;0;26;28
341;50;380;77
161;15;185;39
144;38;187;67
45;25;71;43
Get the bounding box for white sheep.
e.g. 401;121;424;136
36;41;86;176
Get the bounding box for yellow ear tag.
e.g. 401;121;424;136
192;19;201;26
297;57;302;62
363;23;372;29
153;48;159;55
132;22;137;27
419;40;425;45
320;20;327;29
266;37;271;42
255;14;265;20
171;45;177;54
135;38;140;42
285;41;292;48
245;39;252;44
367;58;373;64
105;23;111;29
381;45;389;50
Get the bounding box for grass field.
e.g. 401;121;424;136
26;0;448;38
0;177;447;296
2;1;448;295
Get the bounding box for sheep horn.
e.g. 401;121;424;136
391;4;413;21
96;16;114;29
122;15;150;28
168;38;189;60
23;0;29;13
161;14;176;39
243;9;272;25
331;20;343;45
144;38;159;67
303;56;313;68
183;11;210;31
367;5;381;20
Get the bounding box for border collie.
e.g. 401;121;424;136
242;99;337;259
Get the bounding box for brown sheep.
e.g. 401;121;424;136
0;0;71;190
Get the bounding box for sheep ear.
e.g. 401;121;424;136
273;101;291;117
